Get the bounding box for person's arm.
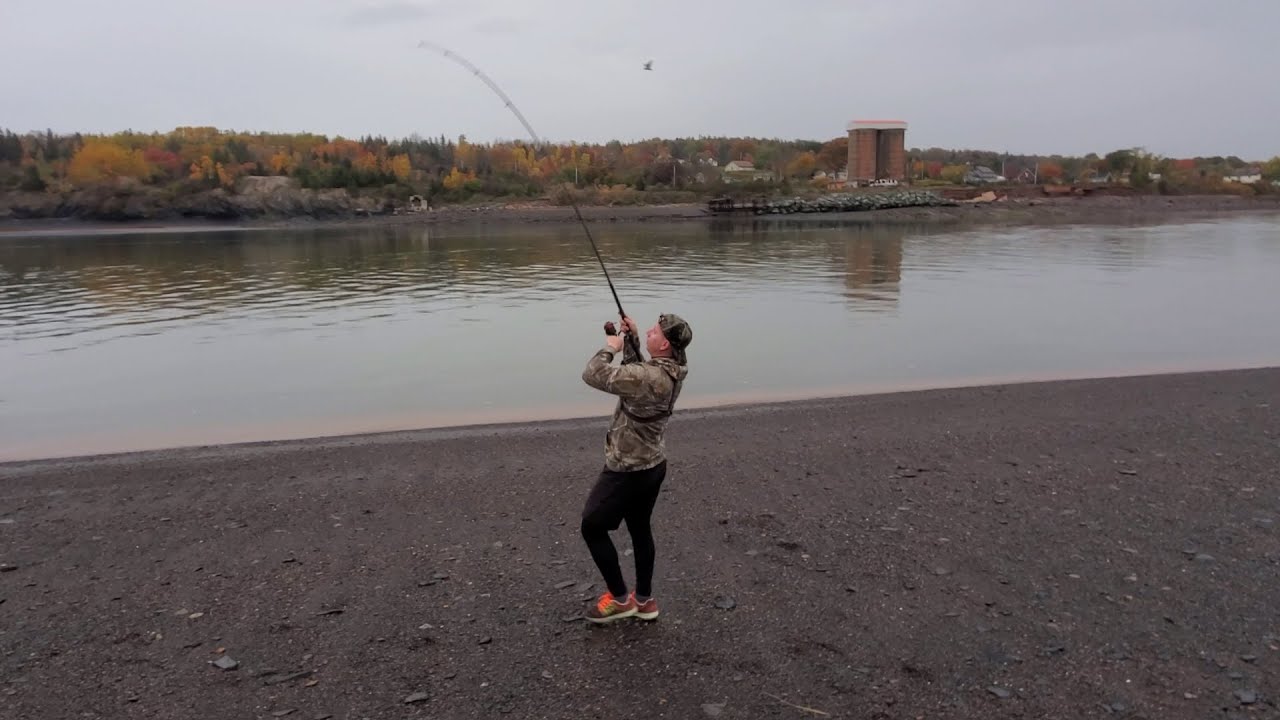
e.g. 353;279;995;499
583;334;647;398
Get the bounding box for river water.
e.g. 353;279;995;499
3;214;1279;461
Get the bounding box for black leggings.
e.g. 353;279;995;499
580;461;667;599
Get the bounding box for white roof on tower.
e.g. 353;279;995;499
847;119;907;131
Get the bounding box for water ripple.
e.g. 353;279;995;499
4;216;1280;360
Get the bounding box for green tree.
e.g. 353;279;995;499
0;131;23;162
1129;149;1160;189
1105;149;1135;175
19;165;47;191
1262;157;1280;182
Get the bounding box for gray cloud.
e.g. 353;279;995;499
470;16;523;35
0;0;1276;160
346;1;435;26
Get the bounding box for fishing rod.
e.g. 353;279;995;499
417;40;643;358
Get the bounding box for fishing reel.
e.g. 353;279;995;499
604;320;643;356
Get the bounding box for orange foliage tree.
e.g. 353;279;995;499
816;137;848;172
785;151;817;178
67;139;150;183
441;167;477;191
1038;162;1064;181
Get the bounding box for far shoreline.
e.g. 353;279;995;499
2;193;1279;237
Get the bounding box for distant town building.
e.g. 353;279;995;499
1225;169;1263;184
964;165;1006;184
723;160;775;183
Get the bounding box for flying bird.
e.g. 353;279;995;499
643;60;653;71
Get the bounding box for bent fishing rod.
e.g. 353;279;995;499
417;40;643;358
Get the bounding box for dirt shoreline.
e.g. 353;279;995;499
2;368;1277;719
2;193;1279;236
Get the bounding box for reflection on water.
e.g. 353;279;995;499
1;222;919;351
842;234;902;307
2;214;1280;460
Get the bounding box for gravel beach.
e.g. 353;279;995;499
1;368;1277;719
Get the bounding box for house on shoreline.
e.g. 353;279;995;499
723;160;776;183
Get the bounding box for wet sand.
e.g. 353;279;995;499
1;368;1278;718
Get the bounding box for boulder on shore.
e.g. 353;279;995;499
752;190;957;215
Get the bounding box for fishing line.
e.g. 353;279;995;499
417;40;643;357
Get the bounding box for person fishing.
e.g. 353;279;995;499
416;40;694;623
579;313;692;623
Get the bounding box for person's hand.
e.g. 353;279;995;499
621;315;639;336
605;334;624;352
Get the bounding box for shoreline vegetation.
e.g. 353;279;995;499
2;126;1278;227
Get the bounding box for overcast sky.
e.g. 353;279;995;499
2;0;1276;159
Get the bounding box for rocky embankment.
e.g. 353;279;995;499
749;189;957;214
0;176;388;222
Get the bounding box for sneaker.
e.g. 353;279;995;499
633;594;659;621
585;592;636;624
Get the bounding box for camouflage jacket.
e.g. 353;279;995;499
581;337;688;472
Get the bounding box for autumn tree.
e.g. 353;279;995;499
785;151;817;178
513;145;540;177
189;155;217;183
142;147;183;178
455;135;477;170
68;139;150;184
353;151;380;174
816;137;848;172
442;166;477;192
1038;161;1064;182
940;164;967;184
384;154;412;182
728;139;756;163
269;151;295;175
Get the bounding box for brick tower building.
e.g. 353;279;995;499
846;120;907;186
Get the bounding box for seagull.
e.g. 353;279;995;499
643;60;653;71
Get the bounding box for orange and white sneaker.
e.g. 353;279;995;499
585;592;637;624
633;594;659;621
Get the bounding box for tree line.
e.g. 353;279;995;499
1;127;1275;201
